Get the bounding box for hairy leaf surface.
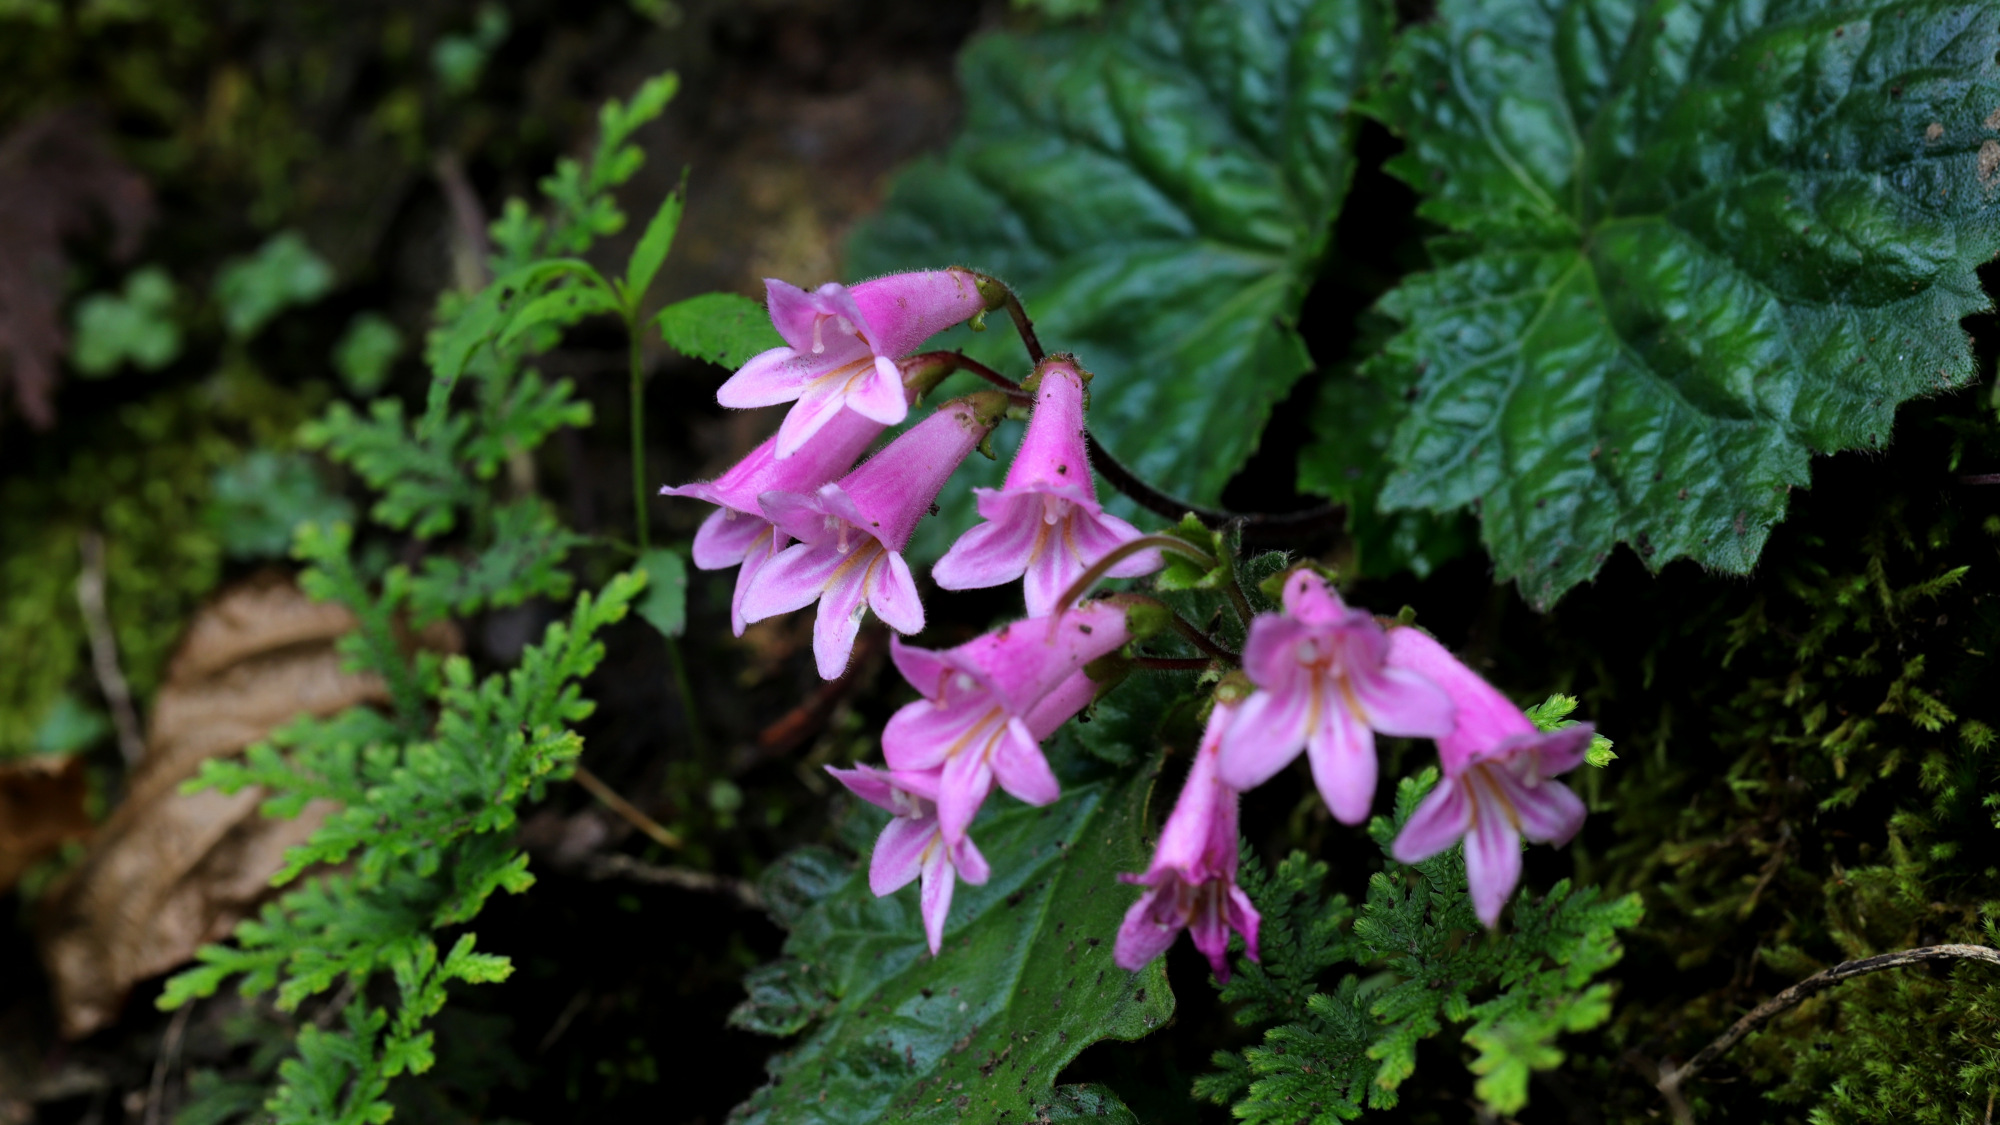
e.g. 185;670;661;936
730;768;1171;1124
1360;0;2000;607
848;0;1390;508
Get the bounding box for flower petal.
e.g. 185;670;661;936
763;278;822;352
1225;883;1261;964
1352;664;1455;739
950;833;990;885
919;843;955;955
870;816;932;896
810;548;875;679
865;550;925;637
1214;686;1310;792
1390;778;1472;864
936;745;994;845
1188;888;1232;980
1238;614;1315;698
847;269;983;358
1306;702;1377;825
739;542;840;623
841;355;910;426
773;384;856;459
691;507;767;570
1495;769;1587;846
1463;794;1523;927
1023;670;1095;740
1114;885;1182;972
882;700;969;772
715;345;809;409
990;717;1060;807
933;493;1039;593
729;529;782;637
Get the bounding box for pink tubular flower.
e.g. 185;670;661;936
932;357;1157;615
716;271;984;458
1116;696;1261;981
1385;628;1593;927
881;600;1131;844
741;394;1004;680
660;406;888;635
827;763;989;955
1215;570;1454;825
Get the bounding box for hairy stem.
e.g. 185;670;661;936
1657;943;2000;1106
973;272;1044;364
1052;534;1217;613
903;350;1032;401
1169;610;1241;663
1084;434;1348;548
1132;655;1215;672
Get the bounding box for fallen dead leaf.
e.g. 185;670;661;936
0;754;91;894
36;570;456;1038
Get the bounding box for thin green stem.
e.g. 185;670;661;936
1052;534;1216;614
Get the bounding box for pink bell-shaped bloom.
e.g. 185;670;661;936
1215;570;1454;824
1385;628;1593;927
661;406;888;635
827;763;990;955
881;601;1131;844
932;358;1158;614
1115;696;1261;981
741;395;1003;680
717;271;983;458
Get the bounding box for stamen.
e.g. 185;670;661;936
811;315;828;355
1041;493;1069;526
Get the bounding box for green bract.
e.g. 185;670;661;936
848;0;1390;507
731;769;1172;1124
1359;0;2000;607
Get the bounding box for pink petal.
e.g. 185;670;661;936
1352;665;1456;739
1215;685;1310;792
773;383;858;459
1070;507;1158;579
825;763;899;812
691;507;768;570
810;548;876;679
936;745;994;846
843;355;910;426
1239;614;1316;698
847;269;983;357
950;833;990;885
729;529;782;637
870;816;932;896
1151;749;1224;877
882;700;966;772
1524;724;1595;777
1385;627;1538;773
1225;883;1261;963
1390;778;1472;863
865;551;925;636
1024;670;1096;740
715;345;809;408
1005;361;1094;495
989;717;1060;807
739;541;842;623
1279;569;1350;626
837;399;991;553
1188;888;1232;979
1306;701;1377;825
888;636;956;700
933;493;1039;593
763;278;823;352
1114;885;1183;972
919;843;955;954
1494;769;1587;846
1023;516;1083;619
1463;795;1523;927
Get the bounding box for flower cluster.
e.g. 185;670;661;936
667;269;1597;968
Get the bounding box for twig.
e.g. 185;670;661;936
1959;473;2000;485
433;150;490;293
903;350;1030;400
1657;943;2000;1105
143;1002;191;1125
1168;612;1240;663
1132;655;1214;672
972;272;1044;363
574;766;682;849
1084;434;1348;548
77;531;144;766
580;852;763;909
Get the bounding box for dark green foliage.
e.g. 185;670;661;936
1202;763;1642;1119
1352;0;2000;608
727;753;1173;1123
654;291;784;368
848;0;1392;508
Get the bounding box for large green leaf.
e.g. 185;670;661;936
729;765;1172;1124
847;0;1391;507
1358;0;2000;608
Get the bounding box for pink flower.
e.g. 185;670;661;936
1116;697;1261;981
741;395;1004;679
716;271;983;458
1215;570;1453;825
661;406;888;635
932;358;1157;614
1385;628;1593;927
881;601;1131;844
827;763;990;955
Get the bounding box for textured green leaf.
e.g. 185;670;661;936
634;547;687;638
848;0;1391;506
653;291;782;367
71;266;180;376
1361;0;2000;607
730;768;1172;1124
623;185;684;310
334;313;403;396
214;230;335;339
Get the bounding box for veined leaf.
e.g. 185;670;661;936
654;291;782;367
729;768;1172;1124
1361;0;2000;608
623;183;685;310
848;0;1391;506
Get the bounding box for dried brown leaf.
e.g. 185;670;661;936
0;754;92;894
34;571;455;1038
0;108;152;429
